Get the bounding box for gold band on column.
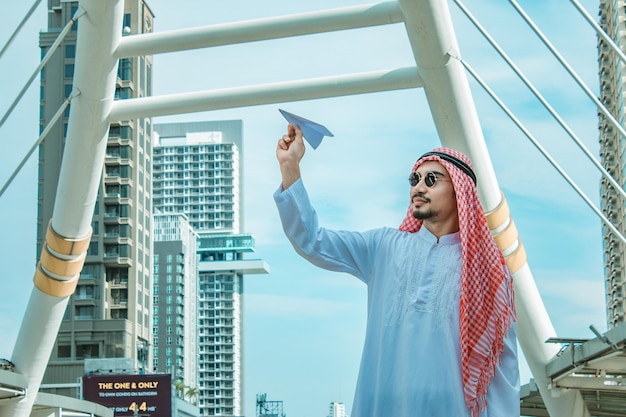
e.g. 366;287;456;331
493;219;518;250
505;243;527;274
485;192;510;230
33;266;80;298
486;193;528;274
40;246;87;277
46;221;91;255
34;221;92;297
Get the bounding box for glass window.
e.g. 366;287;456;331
76;305;95;320
65;44;76;59
121;126;132;139
71;5;79;31
81;264;100;279
87;241;98;256
64;64;74;78
57;344;71;358
123;13;131;30
117;58;132;81
76;343;99;359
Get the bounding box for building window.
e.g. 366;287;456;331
76;343;100;359
81;264;100;279
123;13;131;31
65;44;75;59
87;241;98;256
76;306;94;320
118;58;132;81
57;344;71;359
110;309;127;319
64;64;74;78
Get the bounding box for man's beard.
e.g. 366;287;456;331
411;194;433;220
413;207;434;220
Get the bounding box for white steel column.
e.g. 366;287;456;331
0;1;123;416
396;0;589;416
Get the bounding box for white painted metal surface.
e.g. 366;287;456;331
108;67;423;121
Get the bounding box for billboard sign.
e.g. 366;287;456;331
82;373;171;417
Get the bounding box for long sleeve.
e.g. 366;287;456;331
273;178;379;282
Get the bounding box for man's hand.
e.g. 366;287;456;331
276;123;305;190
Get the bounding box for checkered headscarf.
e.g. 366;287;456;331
399;147;515;417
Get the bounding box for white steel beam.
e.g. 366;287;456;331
108;67;422;121
0;1;123;416
115;1;404;58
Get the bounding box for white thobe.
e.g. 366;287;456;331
274;179;519;417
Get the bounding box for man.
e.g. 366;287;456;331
274;124;519;416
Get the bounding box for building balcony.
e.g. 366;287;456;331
107;136;131;146
103;256;132;267
109;299;128;308
107;280;128;289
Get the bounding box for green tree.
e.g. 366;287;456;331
184;386;200;405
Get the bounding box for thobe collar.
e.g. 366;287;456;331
416;225;461;245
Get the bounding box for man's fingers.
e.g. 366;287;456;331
277;135;292;150
288;123;296;139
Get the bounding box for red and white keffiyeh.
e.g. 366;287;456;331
399;147;515;417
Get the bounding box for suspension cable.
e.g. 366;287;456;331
0;7;85;132
0;0;43;61
507;0;626;170
0;90;79;199
458;56;626;245
569;0;626;67
454;0;626;201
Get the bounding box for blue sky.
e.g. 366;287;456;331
0;1;607;416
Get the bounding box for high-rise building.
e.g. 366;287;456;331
153;213;199;391
152;120;244;234
37;0;155;396
153;121;269;416
328;400;347;417
598;1;626;328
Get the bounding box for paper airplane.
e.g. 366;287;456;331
279;109;334;149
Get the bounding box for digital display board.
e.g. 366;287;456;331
83;373;171;416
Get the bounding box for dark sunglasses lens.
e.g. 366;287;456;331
409;172;419;186
425;172;436;187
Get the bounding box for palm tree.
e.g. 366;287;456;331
173;379;186;399
184;386;200;405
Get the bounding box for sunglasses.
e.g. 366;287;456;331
408;171;451;187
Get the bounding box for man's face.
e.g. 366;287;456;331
409;160;458;226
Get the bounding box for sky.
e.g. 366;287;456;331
0;0;608;416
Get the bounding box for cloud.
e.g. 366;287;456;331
532;269;607;335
